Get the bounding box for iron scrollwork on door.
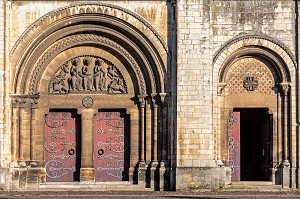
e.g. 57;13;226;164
94;111;129;181
44;111;79;181
228;111;241;181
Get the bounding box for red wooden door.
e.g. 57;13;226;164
44;111;80;182
228;111;240;181
94;111;129;181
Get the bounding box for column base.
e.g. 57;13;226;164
159;161;170;191
282;164;290;188
150;161;159;190
138;161;147;187
80;168;95;182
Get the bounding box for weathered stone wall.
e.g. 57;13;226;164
177;0;214;167
211;1;295;53
9;1;168;52
176;0;296;189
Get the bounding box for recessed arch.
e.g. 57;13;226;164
11;3;167;96
213;34;296;186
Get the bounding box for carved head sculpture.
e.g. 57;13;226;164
62;63;69;72
72;58;80;66
83;57;92;66
95;58;104;66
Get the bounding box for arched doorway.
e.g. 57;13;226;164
213;36;295;187
10;3;169;190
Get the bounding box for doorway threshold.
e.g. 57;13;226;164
225;181;283;191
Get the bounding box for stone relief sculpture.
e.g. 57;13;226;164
49;56;127;94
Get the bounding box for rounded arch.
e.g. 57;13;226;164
11;2;167;95
213;33;295;84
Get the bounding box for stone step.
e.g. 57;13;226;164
34;182;153;191
225;181;283;192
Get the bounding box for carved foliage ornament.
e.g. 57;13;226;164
243;76;259;91
49;56;127;94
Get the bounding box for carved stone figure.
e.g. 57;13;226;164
49;56;127;94
108;78;125;93
69;58;82;91
107;65;119;79
50;63;69;93
81;58;94;91
94;58;106;91
107;65;125;93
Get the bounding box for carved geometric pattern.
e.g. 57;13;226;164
48;56;127;94
226;58;275;95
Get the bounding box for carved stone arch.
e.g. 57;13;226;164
213;34;295;186
11;2;167;95
27;34;143;95
214;34;295;85
218;46;289;84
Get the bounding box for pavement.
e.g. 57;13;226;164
0;191;300;199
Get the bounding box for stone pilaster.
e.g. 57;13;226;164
78;108;96;182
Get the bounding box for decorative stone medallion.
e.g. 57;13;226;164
82;96;94;108
243;76;259;91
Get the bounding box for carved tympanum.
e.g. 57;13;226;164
226;58;275;95
49;56;127;94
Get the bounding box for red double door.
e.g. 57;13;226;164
44;110;129;182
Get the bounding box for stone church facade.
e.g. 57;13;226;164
0;0;299;191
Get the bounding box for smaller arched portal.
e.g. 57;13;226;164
10;3;169;190
213;34;296;188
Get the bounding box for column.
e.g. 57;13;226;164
78;108;96;182
216;83;226;167
150;93;159;190
158;93;168;191
138;95;147;186
19;98;31;162
216;83;226;188
11;98;20;163
280;82;290;188
280;83;290;166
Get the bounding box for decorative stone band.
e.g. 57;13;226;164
11;94;40;108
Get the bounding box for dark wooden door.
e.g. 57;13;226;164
228;111;240;181
94;111;129;182
44;111;81;182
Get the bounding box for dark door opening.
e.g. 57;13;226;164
236;108;272;181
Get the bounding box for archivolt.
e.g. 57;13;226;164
213;33;295;83
11;3;167;95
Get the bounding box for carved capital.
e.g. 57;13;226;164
217;83;227;96
151;93;159;108
279;82;290;96
138;94;147;108
11;94;40;108
158;93;167;104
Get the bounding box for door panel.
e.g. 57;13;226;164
228;111;240;181
94;111;129;182
44;111;80;182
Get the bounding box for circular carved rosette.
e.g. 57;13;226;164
82;96;94;108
